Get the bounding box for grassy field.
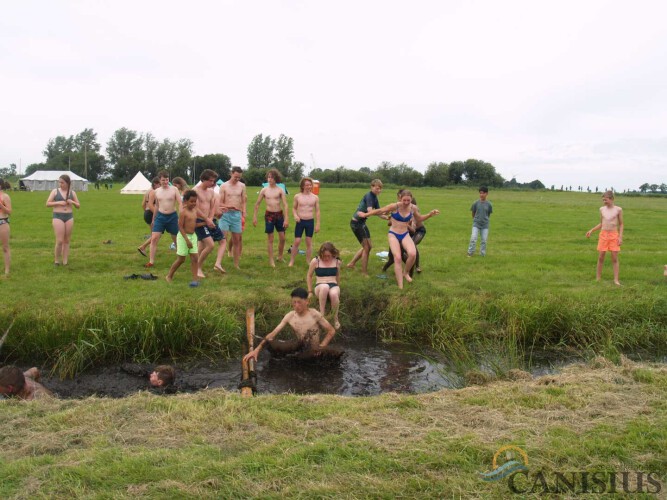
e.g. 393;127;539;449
1;185;666;497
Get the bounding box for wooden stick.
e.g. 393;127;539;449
240;308;256;397
0;318;15;354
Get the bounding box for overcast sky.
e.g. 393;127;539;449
2;0;666;190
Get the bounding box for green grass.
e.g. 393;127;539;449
1;187;667;376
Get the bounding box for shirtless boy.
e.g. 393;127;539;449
194;169;225;277
243;288;342;362
288;177;321;267
137;177;160;257
253;169;289;267
217;167;247;269
146;171;182;268
586;190;624;285
166;190;201;286
0;365;53;400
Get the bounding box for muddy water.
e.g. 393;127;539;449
42;332;571;399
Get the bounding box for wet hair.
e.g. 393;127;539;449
370;179;383;188
172;177;188;191
267;168;282;184
291;287;309;300
603;190;614;199
200;169;218;182
479;186;489;193
182;189;198;202
231;166;243;174
300;177;314;192
400;189;413;200
154;365;175;386
59;174;71;188
151;177;160;188
318;241;340;259
0;365;26;394
158;170;170;179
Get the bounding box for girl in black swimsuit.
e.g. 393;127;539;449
306;242;342;330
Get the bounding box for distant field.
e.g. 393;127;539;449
1;185;667;371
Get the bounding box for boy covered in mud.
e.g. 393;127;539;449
166;190;202;286
243;288;342;362
149;365;177;393
0;365;53;400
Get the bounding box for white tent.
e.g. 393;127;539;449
120;171;152;195
20;170;89;192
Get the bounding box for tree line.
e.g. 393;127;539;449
19;127;538;189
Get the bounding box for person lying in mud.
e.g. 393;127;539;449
243;287;343;363
121;363;178;394
0;365;53;400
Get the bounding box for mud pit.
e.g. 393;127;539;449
42;332;570;399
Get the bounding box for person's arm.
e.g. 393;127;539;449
46;189;64;208
617;208;624;245
253;189;265;227
317;314;336;348
23;367;40;381
243;314;290;362
336;259;341;286
175;188;182;213
306;258;317;297
0;194;11;215
586;214;603;238
241;185;247;218
281;191;289;228
358;203;393;219
292;194;300;222
207;194;217;226
414;205;439;224
69;191;80;209
142;192;149;211
314;196;320;233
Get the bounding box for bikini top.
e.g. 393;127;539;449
315;258;338;277
391;203;413;223
54;190;73;202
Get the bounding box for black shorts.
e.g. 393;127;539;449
294;218;315;238
195;219;225;242
350;219;371;244
143;209;154;226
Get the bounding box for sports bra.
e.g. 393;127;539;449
314;258;338;277
391;203;413;223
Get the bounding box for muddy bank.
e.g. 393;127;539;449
40;331;580;399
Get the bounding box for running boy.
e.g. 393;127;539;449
288;177;320;267
166;190;201;286
467;186;493;257
586;190;624;285
253;169;289;267
347;179;384;275
243;288;341;362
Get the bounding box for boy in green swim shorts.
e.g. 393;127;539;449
166;190;202;286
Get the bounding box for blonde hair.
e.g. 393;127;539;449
603;190;614;199
370;179;383;188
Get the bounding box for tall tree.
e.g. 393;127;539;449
424;162;450;187
106;128;144;180
247;134;274;169
273;134;294;178
193;154;232;182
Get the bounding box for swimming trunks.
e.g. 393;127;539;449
0;218;8;226
294;218;314;238
144;209;154;226
219;211;243;234
350;219;370;244
389;230;409;242
176;232;199;256
597;230;621;252
152;211;179;235
53;212;73;222
264;210;285;234
195;218;225;242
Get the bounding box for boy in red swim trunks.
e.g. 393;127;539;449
586;190;624;286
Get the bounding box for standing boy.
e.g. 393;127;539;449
194;169;225;277
467;186;493;257
586;190;623;285
288;177;321;267
166;190;201;286
346;179;384;276
147;171;182;268
217;167;247;269
253;169;289;267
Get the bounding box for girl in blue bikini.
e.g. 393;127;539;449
46;174;80;266
360;190;439;289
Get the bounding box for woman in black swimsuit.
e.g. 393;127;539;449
306;242;342;330
46;174;80;266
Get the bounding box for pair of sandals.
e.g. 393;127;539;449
124;273;158;280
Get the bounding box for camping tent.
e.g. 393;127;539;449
20;171;89;192
120;171;152;194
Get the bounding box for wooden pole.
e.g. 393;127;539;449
240;308;256;397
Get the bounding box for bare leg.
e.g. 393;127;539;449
305;236;313;263
277;231;286;261
329;286;341;329
267;232;275;267
189;254;199;282
149;232;162;264
0;225;10;274
197;238;214;278
401;237;417;284
52;219;65;264
289;237;301;266
166;255;186;282
596;251;606;281
232;233;242;269
315;284;328;316
347;247;363;269
61;219;74;265
388;235;404;288
360;238;373;276
611;251;620;285
213;240;226;273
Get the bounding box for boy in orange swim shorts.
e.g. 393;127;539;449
586;190;624;285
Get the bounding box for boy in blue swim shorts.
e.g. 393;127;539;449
217;167;247;269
